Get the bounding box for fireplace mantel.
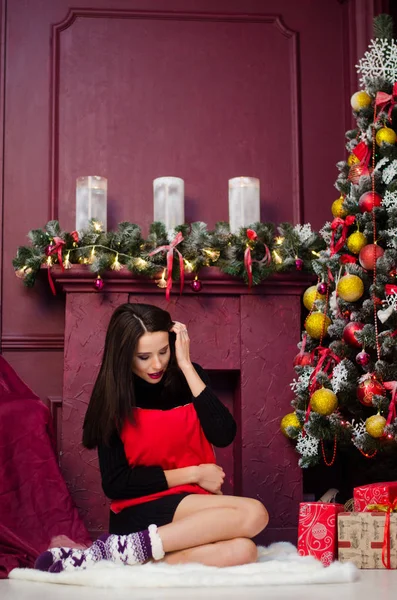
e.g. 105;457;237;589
53;266;313;544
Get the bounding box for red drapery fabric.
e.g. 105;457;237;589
0;356;91;578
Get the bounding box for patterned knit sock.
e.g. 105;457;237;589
34;525;164;573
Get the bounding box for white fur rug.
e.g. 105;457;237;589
9;542;358;588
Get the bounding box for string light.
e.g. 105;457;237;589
88;246;96;264
135;257;148;270
311;250;321;257
275;236;285;246
203;248;220;261
184;260;194;273
15;266;32;279
92;221;102;232
111;253;122;271
46;256;53;266
272;250;283;264
156;269;167;289
63;252;72;269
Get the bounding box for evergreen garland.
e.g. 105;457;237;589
13;219;325;289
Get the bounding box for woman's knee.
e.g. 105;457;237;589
228;538;258;565
241;499;269;538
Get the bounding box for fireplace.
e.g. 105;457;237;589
53;266;312;544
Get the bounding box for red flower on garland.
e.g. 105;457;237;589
246;229;258;241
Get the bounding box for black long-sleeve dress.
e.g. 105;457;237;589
97;363;236;534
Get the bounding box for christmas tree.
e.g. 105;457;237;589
282;15;397;468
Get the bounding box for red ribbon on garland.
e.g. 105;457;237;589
149;232;185;301
47;236;66;296
330;215;355;256
244;228;271;288
366;499;397;569
375;82;397;122
384;381;397;426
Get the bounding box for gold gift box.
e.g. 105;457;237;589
338;511;397;569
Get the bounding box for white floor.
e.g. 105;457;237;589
1;570;397;600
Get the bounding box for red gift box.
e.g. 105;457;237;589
354;482;397;512
297;502;345;566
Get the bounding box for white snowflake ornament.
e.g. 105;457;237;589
383;190;397;212
294;223;313;244
382;160;397;184
319;222;332;244
386;227;397;249
356;38;397;89
374;156;390;172
331;362;349;393
296;431;319;457
290;367;314;393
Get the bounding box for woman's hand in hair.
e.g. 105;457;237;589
171;321;191;370
196;463;225;495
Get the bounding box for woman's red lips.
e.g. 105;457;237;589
148;370;164;379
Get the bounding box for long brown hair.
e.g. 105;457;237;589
82;303;181;449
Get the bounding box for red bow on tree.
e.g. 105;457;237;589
149;232;185;301
384;381;397;427
340;254;357;264
244;229;271;288
302;347;341;431
308;346;341;394
385;284;397;295
375;82;397;121
330;216;355;256
348;141;371;183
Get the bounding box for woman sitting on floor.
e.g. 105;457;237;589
35;303;268;572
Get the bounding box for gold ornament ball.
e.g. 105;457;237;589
376;127;397;146
303;285;326;311
280;413;301;438
305;312;331;339
365;414;386;438
331;196;348;218
310;388;338;416
337;274;364;302
350;91;372;111
347;153;360;167
347;231;367;255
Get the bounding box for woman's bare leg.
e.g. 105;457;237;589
163;538;258;567
157;495;268;554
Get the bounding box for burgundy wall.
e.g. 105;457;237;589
0;0;390;533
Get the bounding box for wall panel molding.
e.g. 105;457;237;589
50;8;303;223
2;334;64;350
0;0;6;350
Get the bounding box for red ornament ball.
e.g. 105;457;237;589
356;351;370;366
295;258;304;270
358;191;382;213
357;377;385;407
45;244;54;256
293;352;312;367
358;244;384;270
191;278;202;292
343;321;364;348
317;282;328;295
94;276;104;291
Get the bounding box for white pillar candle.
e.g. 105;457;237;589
153;177;185;231
76;176;107;232
228;177;260;233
